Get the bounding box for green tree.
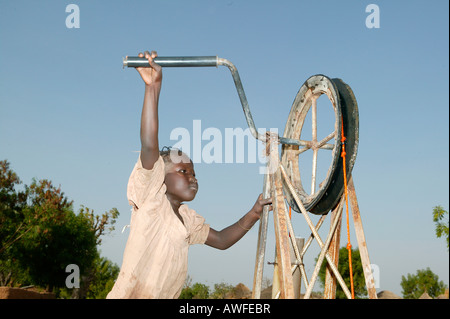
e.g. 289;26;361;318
0;160;28;258
55;254;119;299
78;205;119;245
210;282;234;299
11;178;98;291
432;206;449;250
0;159;120;295
400;268;447;299
179;278;210;299
85;255;120;299
318;247;367;299
68;206;120;298
0;160;29;285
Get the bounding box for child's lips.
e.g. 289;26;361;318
189;184;198;191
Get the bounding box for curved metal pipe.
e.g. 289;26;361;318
123;55;301;144
216;57;265;141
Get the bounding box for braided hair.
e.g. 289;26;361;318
159;146;189;164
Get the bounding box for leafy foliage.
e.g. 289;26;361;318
209;282;235;299
0;159;120;296
179;282;210;299
318;247;368;299
56;253;120;299
85;255;120;299
179;276;237;299
432;205;449;250
400;268;447;299
11;179;97;290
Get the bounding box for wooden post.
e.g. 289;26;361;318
252;169;271;299
323;202;343;299
291;237;304;299
268;133;294;299
347;177;378;299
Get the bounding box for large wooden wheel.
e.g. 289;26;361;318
281;75;359;215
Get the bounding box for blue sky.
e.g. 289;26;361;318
0;1;448;297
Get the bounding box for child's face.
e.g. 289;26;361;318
164;154;198;204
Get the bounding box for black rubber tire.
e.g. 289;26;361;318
309;78;359;214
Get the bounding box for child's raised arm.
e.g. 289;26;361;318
136;50;163;170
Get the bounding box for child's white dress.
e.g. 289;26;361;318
107;155;210;298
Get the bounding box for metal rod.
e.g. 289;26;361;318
217;58;265;142
123;56;219;68
279;137;307;147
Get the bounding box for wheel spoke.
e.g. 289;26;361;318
311;149;318;194
311;96;317;144
296;147;310;155
317;131;336;150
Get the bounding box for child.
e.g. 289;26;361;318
107;51;272;299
